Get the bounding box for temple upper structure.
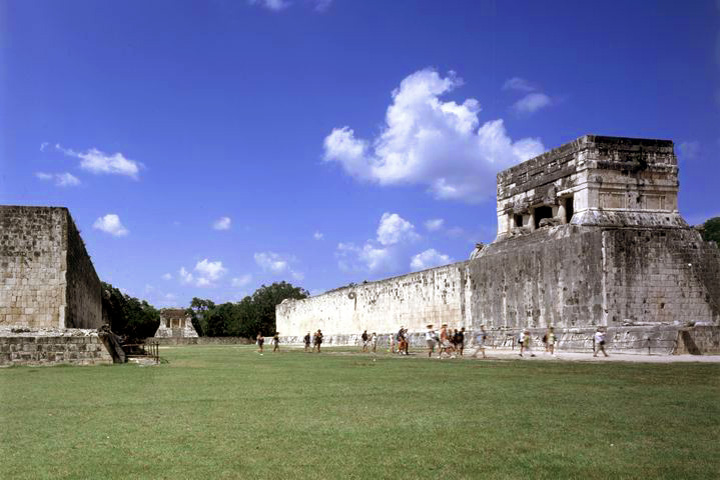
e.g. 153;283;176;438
496;135;682;239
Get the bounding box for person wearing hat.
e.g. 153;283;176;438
425;324;437;358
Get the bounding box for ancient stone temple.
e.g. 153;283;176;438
0;206;111;365
154;308;198;338
277;135;720;353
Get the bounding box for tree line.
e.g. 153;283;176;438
101;280;308;339
188;281;308;337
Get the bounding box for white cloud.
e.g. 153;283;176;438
336;242;397;273
249;0;290;11
677;141;700;160
323;68;544;203
231;274;253;288
179;267;194;284
56;144;141;179
195;259;227;282
255;252;290;273
377;212;419;246
424;218;444;231
93;214;129;236
512;92;552;114
410;249;452;271
503;77;536;92
313;231;324;240
40;142;49;152
254;252;304;280
35;172;81;187
162;273;173;280
213;216;232;230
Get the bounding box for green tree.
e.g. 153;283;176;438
187;297;216;336
701;217;720;244
101;282;160;339
251;281;309;336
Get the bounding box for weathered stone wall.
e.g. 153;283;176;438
0;207;66;328
602;228;720;326
64;214;102;329
277;262;471;338
0;333;112;366
0;206;102;330
469;225;604;329
276;135;720;353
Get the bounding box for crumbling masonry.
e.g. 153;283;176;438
277;136;720;353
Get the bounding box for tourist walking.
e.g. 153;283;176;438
361;330;369;352
473;325;487;359
304;332;311;352
457;327;466;356
256;333;264;354
314;329;324;353
425;324;437;358
545;326;556;356
520;329;535;357
389;332;396;353
594;327;609;357
370;332;378;353
272;333;280;352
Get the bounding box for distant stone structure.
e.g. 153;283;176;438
0;206;111;365
154;308;198;338
277;136;720;354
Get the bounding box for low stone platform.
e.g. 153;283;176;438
0;328;112;366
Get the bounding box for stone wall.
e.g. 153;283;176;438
0;207;66;328
0;333;112;366
277;262;471;338
276;136;720;353
0;206;102;330
152;336;252;345
64;213;102;329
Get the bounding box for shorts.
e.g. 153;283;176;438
426;339;436;348
441;340;451;348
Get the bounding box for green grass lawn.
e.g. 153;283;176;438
1;346;718;479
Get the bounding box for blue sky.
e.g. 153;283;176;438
1;0;718;307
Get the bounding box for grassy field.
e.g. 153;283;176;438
1;346;718;479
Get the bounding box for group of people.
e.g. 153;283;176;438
255;333;280;354
424;324;473;359
361;330;378;352
257;325;611;358
303;330;324;352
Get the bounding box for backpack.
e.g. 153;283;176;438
542;334;547;343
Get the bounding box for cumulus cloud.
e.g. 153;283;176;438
40;142;49;152
410;249;452;271
179;267;194;284
56;144;141;179
502;77;536;92
213;216;232;230
677;141;700;160
424;218;444;231
35;172;81;187
336;242;397;273
179;259;227;287
93;214;129;236
335;212;421;273
323;69;544;203
231;274;253;288
512;92;552;114
195;259;227;281
254;252;303;279
313;231;324;240
377;213;419;246
162;273;173;280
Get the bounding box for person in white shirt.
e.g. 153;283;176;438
594;327;609;357
425;324;437;358
473;325;487;359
